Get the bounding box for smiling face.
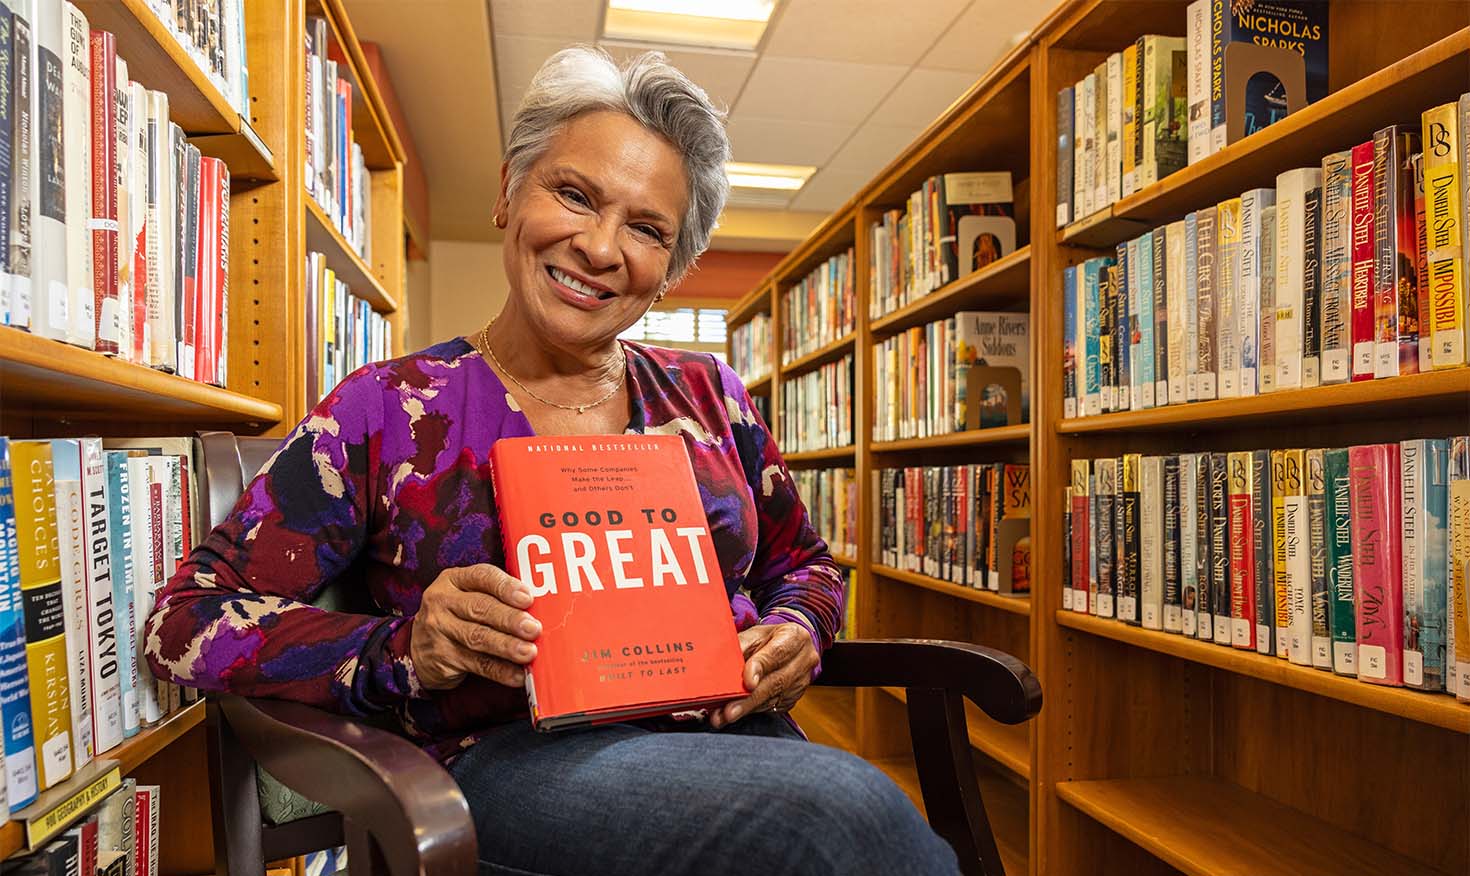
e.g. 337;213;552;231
494;110;690;356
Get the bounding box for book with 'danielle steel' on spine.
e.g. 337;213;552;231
489;435;747;731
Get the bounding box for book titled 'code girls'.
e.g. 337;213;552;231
490;435;747;731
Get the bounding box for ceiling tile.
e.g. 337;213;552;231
735;57;905;125
922;1;1049;72
789;168;870;213
870;67;979;128
825;122;920;175
599;44;756;112
494;34;584;96
489;0;601;40
725;115;852;167
763;0;970;66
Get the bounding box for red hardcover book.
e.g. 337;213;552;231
1351;443;1404;686
1228;451;1257;650
194;157;218;385
133;786;150;876
179;146;201;381
215;158;230;387
490;435;747;731
1349;140;1377;381
89;31;119;354
1373;126;1422;377
1070;462;1090;614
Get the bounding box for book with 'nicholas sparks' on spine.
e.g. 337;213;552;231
489;435;747;732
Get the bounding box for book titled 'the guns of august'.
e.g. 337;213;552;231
490;435;747;731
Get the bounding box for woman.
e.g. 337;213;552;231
146;47;959;875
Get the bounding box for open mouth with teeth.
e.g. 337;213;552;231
548;266;617;301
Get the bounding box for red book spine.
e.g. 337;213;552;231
194;158;217;384
1351;443;1403;686
216;159;230;387
89;31;119;353
1071;478;1090;613
1390;131;1421;375
1349;140;1377;381
1229;453;1257;651
133;788;150;876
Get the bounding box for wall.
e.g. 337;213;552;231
427;239;509;345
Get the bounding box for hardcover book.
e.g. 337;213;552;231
1421;102;1465;369
1325;447;1357;675
9;7;33;331
1372;125;1421;378
0;440;38;812
1282;449;1311;666
1275;167;1322;390
60;2;91;351
489;436;747;731
1216;198;1242;397
1350;443;1403;685
1057;86;1073;228
1256;449;1277;656
30;0;68;344
1450;436;1470;700
1119;454;1140;624
1209;0;1328;148
1094;458;1116;619
1139;455;1163;630
1319;149;1353;383
938;172;1014;284
1349;140;1377;380
1228;450;1257;650
1209;452;1233;645
88;28;117;354
1306;449;1332;669
1238;188;1275;396
46;440;92;767
1071;460;1091;615
1402;438;1449;691
1195;206;1217;399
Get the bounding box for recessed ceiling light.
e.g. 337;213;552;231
726;162;815;191
604;0;776;51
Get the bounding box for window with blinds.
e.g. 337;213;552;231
620;307;728;360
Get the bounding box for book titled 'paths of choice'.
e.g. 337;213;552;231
490;435;747;731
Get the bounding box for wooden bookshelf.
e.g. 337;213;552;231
783;445;857;464
743;374;773;395
305;193;399;313
726;284;773;329
879;686;1030;781
871;424;1030;453
873;565;1031;617
831;553;858;568
779;332;856;377
869;246;1032;338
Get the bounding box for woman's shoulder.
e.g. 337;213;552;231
623;341;742;400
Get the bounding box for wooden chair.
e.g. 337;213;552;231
195;431;1042;876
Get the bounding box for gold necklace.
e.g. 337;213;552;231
473;323;626;415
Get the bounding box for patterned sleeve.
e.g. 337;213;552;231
143;366;421;716
717;360;846;654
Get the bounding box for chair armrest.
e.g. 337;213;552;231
216;695;476;876
813;638;1042;725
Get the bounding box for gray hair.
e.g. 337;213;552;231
505;46;730;282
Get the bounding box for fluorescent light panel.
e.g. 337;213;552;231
726;161;815;191
604;0;774;50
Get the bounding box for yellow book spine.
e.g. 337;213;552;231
1121;42;1139;196
1422;102;1466;369
11;441;74;790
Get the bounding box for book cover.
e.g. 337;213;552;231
1421;102;1465;369
10;441;73;790
1056;86;1073;227
1319;149;1353;383
489;436;747;730
1450;436;1470;699
1071;460;1091;615
1282;449;1310;666
1120;454;1141;624
1275;167;1321;390
1195;206;1217;399
31;0;68;344
1324;447;1357;675
60;2;91;351
1403;438;1448;691
1228;450;1256;650
1238;188;1275;396
77;439;121;755
87;28;116;354
45;441;91;767
1373;125;1420;378
1350;443;1402;685
0;440;38;811
1349;140;1377;380
1095;458;1116;619
1162;454;1182;633
1216;198;1242;397
1210;0;1328;147
1256;449;1277;657
1165;220;1187;405
952;311;1029;427
9;8;33;331
102;453;138;737
1306;448;1332;669
1186;0;1210;165
1209;451;1233;645
939;172;1013;283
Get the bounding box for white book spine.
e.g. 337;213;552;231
126;458;164;725
1166;221;1188;405
1106;53;1123;205
49;440;94;767
1217;202;1240;398
1081;74;1096;219
1319;151;1353;383
62;2;93;350
1140;455;1163;630
1237;189;1274;397
1401;440;1426;687
1186;0;1210;165
1093;64;1108;212
1258;206;1277;393
1285;455;1312;665
1276;168;1321;390
80;439;124;754
1180;453;1199;637
145;91;174;370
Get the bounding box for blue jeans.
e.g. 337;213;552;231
448;713;961;875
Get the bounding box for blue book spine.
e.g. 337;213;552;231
1083;258;1102;417
1417;439;1450;689
0;439;37;810
1115;242;1130;411
105;452;140;738
1137;232;1156;407
1152;227;1169;405
1184;212;1199;400
1063;265;1077;419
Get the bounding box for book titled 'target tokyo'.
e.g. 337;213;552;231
489;435;747;731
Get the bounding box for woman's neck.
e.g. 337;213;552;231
480;305;624;390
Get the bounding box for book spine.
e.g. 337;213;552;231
1140;455;1162;630
1404;439;1449;691
1351;443;1402;685
79;440;121;754
1186;0;1210;165
1180;453;1199;637
1208;0;1226;152
9;11;32;331
1106;52;1122;206
125;459;161;725
1057;86;1073;228
1121;41;1138;198
33;3;69;343
1184;212;1200;400
1137;232;1156;408
1195;207;1217;399
1252;446;1275;652
1259;205;1277;393
11;442;73;790
214;158;229;387
1237;189;1270;396
1191;453;1212;641
1275;169;1318;390
87;30;117;352
1209;451;1232;645
1084;465;1096;602
1080;74;1096;220
1083;260;1101;417
1152;227;1167;404
0;9;13;326
48;441;91;767
1391;130;1420;376
1414;153;1432;372
1350;140;1377;380
1307;449;1332;669
1422;102;1465;369
1100;260;1117;413
1117;240;1132;410
1096;459;1116;619
104;454;139;736
1228;450;1256;649
1283;449;1311;666
1063;265;1077;418
1121;454;1141;624
62;3;92;351
1325;447;1357;675
1139;37;1158;190
1301;174;1323;386
1063;487;1073;612
1320;150;1353;383
1166;222;1187;405
1450;436;1470;699
0;440;38;811
1092;62;1107;212
1072;81;1085;221
1372;127;1397;377
1163;455;1182;633
1216;198;1241;397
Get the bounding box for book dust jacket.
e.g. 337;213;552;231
490;435;747;731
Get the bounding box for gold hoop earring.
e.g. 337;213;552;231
493;212;506;229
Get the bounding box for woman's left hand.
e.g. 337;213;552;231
708;622;820;729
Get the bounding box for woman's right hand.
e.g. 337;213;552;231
409;563;541;691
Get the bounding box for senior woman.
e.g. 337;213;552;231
145;47;958;875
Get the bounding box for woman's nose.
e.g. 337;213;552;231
572;216;623;271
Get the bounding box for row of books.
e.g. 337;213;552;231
867;171;1016;318
1064;438;1470;699
729;312;770;384
874;463;1031;595
777;354;852;454
0;4;233;386
779;247;853;364
305;16;372;261
141;0;251;121
873;311;1030;442
1055;0;1329;226
306;251;392;405
790;467;857;560
3;776;161;876
1062;100;1470;419
0;437;198;818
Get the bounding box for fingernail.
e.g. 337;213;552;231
512;670;526;686
518;643;536;659
514;588;533;607
521;617;541;636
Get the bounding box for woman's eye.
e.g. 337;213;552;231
634;225;665;244
559;187;590;207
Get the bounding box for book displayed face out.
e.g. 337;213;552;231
490;435;747;731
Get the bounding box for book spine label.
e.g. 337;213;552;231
1209;452;1232;645
1228;451;1255;649
1195;208;1217;399
1350;141;1377;380
1422;103;1466;369
1320;151;1353;382
1283;449;1311;666
1258;449;1278;656
1307;449;1332;668
1216;199;1241;397
1351;443;1403;685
